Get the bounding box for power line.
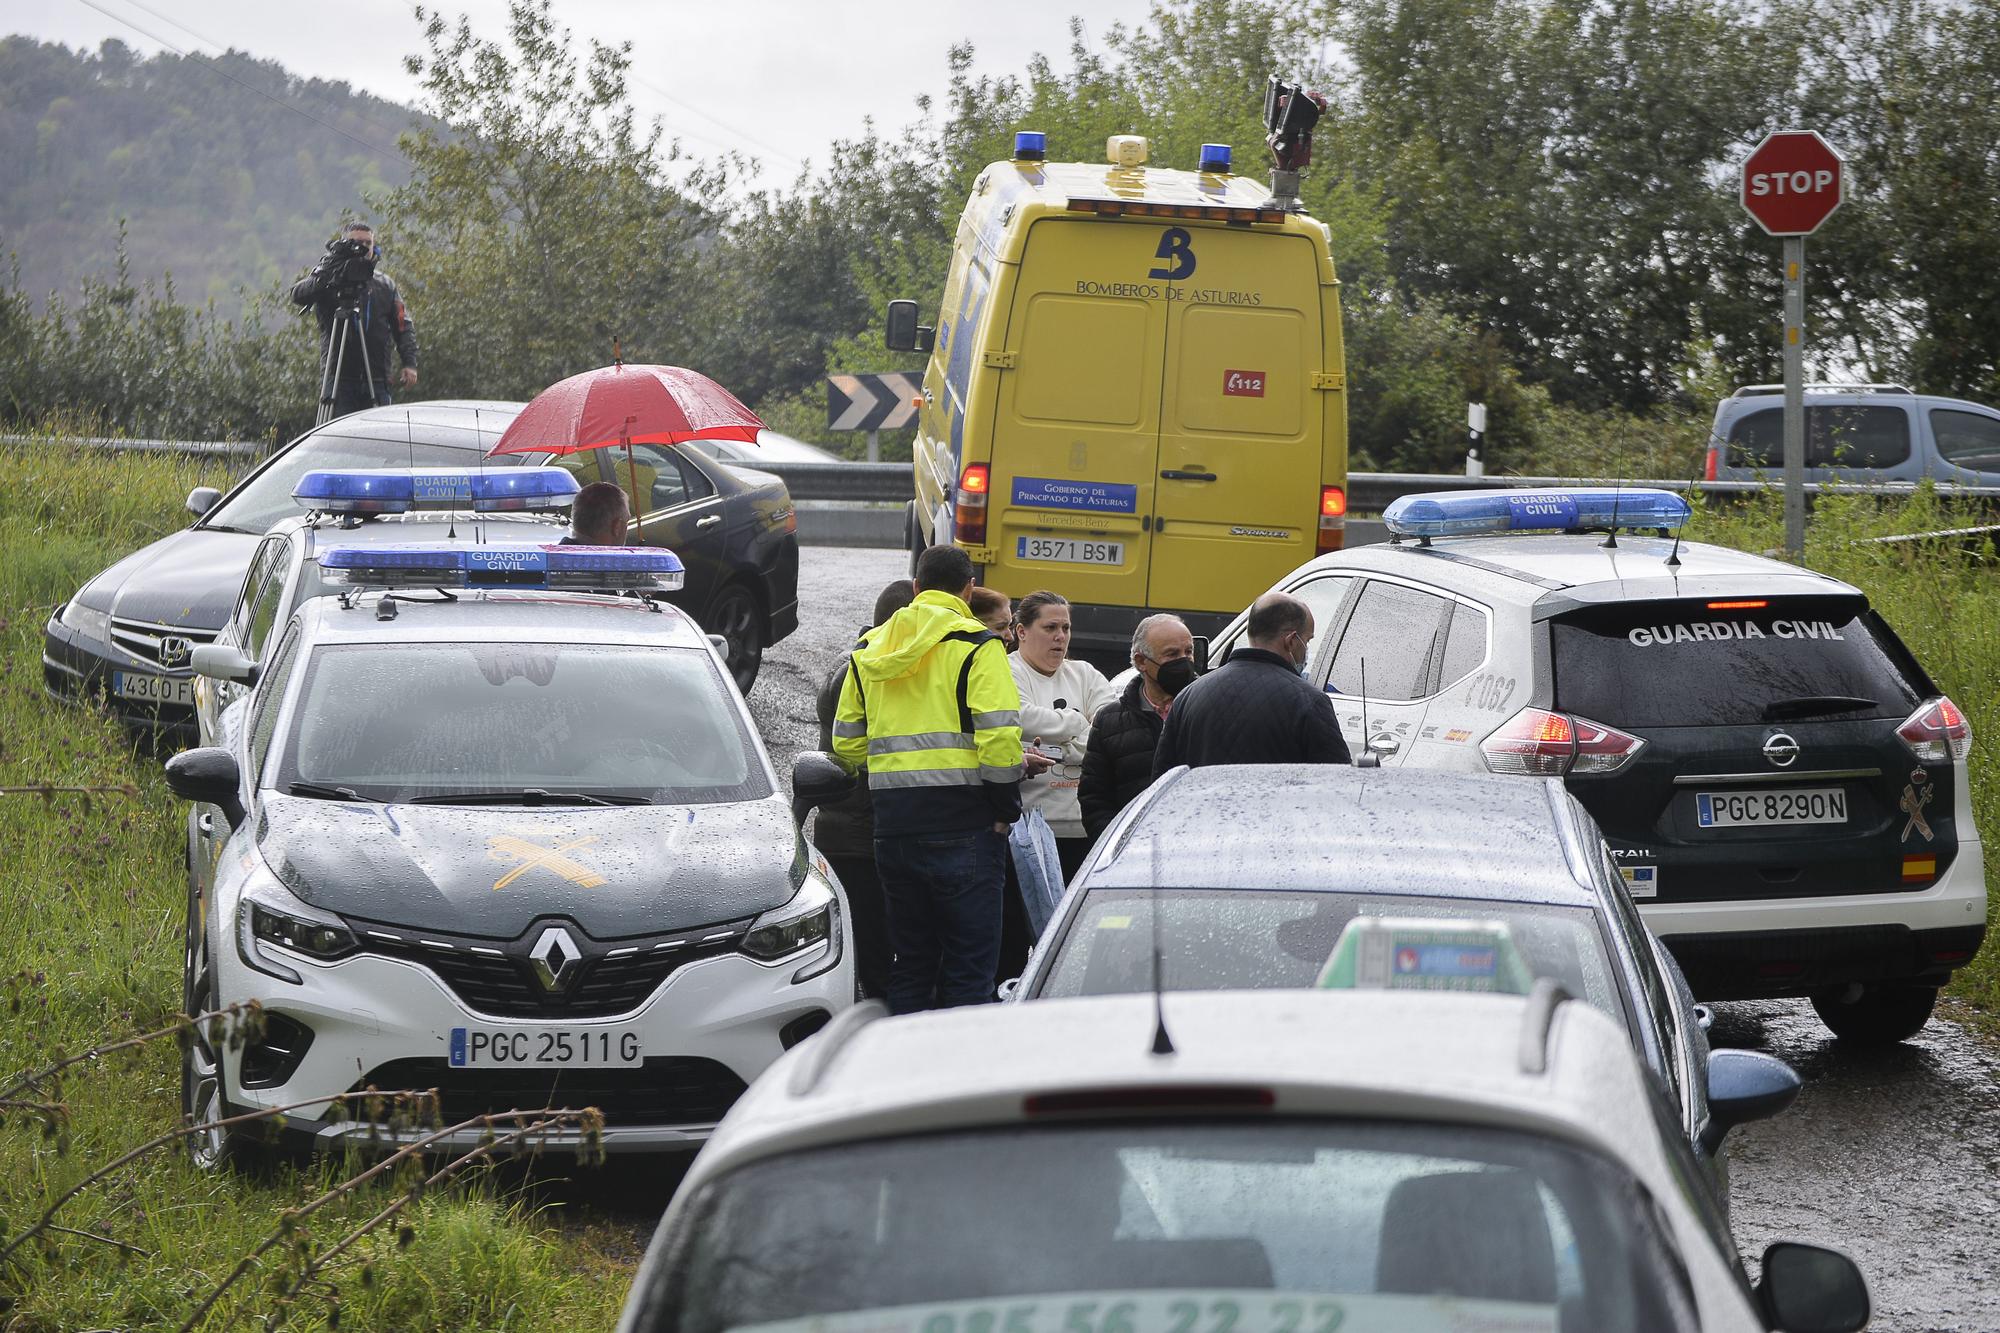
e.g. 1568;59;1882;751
69;0;411;167
626;73;804;170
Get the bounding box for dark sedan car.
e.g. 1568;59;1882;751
1012;764;1799;1210
45;404;800;739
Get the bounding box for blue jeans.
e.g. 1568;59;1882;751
875;827;1007;1014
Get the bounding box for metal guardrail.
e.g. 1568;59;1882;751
11;435;2000;507
0;432;263;459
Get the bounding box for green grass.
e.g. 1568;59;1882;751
1684;487;2000;1025
0;437;632;1330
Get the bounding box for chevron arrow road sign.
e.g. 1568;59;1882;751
827;373;922;432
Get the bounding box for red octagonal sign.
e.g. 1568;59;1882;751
1741;130;1845;236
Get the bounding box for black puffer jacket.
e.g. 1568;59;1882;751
1152;648;1351;775
1079;673;1165;839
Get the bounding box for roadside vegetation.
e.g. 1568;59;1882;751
0;436;631;1330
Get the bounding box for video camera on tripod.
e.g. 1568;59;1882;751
317;235;379;306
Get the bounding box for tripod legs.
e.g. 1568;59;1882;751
314;306;377;427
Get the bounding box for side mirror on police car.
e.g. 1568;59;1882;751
191;643;258;686
186;486;222;519
1755;1242;1870;1333
164;746;245;830
1701;1048;1801;1152
792;751;857;827
885;299;920;352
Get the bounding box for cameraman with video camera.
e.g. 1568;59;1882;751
291;220;419;422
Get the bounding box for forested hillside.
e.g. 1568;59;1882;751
0;36;422;308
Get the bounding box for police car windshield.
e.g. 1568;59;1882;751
660;1121;1697;1333
1037;890;1629;1034
273;641;770;805
204;437;546;535
1551;597;1922;729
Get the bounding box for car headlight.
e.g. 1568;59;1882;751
237;881;359;983
742;873;842;981
59;600;112;642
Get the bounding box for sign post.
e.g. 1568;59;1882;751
1739;130;1845;558
1465;401;1486;478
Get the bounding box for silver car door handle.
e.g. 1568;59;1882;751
696;514;723;528
1367;733;1402;755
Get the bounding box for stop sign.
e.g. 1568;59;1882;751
1740;130;1845;236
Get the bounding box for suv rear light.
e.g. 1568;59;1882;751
954;464;990;545
1316;485;1347;553
1481;707;1646;776
1898;696;1971;763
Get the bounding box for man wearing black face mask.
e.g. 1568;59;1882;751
1079;614;1195;840
1152;592;1351;776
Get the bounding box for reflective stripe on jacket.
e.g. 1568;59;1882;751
833;589;1026;836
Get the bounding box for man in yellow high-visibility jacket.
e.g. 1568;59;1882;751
833;546;1026;1012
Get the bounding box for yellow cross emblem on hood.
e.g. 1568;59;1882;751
486;833;608;891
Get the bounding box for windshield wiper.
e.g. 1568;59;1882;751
406;789;650;807
1761;694;1878;721
288;781;363;801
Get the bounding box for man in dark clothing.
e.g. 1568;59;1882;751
813;577;917;999
291;221;420;419
1153;592;1351;774
559;482;631;546
1079;613;1194;839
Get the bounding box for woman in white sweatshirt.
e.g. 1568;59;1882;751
1007;590;1118;877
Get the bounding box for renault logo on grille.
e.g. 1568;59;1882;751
528;926;583;992
158;635;194;669
1763;733;1801;768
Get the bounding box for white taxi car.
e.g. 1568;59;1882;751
615;988;1871;1333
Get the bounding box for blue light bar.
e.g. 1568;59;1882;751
1199;143;1232;172
293;468;579;514
1382;487;1692;539
1013;130;1046;161
318;543;685;591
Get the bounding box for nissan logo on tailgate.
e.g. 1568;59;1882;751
1763;733;1800;768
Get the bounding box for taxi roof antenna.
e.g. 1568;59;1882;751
1148;827;1174;1056
1664;477;1693;568
1602;479;1624;550
1355;657;1381;769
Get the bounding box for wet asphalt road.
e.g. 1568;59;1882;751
705;546;2000;1328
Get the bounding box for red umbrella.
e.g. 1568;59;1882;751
490;361;764;536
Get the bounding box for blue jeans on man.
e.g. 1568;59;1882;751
874;827;1008;1013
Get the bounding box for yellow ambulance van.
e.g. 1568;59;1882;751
890;132;1349;664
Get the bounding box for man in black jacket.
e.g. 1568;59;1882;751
1152;593;1351;774
292;221;420;419
1079;613;1194;838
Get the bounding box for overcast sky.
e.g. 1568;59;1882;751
17;0;1161;177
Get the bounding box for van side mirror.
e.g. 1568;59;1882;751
885;299;920;352
187;487;222;519
1701;1048;1801;1151
792;751;857;827
192;643;258;685
1191;636;1210;673
164;747;245;829
1755;1242;1870;1333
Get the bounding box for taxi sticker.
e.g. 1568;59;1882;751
1096;914;1133;930
1618;864;1659;900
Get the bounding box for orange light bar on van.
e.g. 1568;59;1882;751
1066;197;1287;225
1706;600;1768;610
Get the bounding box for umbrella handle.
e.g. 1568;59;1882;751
626;441;645;539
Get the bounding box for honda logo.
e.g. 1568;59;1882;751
158;635;194;669
527;926;583;992
1763;733;1800;768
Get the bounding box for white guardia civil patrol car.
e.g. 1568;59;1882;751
1203;488;1983;1045
166;504;855;1164
615;989;1871;1333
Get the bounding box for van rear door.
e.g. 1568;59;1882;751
1152;226;1324;613
988;220;1165;609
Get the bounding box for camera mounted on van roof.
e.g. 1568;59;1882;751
1264;75;1328;210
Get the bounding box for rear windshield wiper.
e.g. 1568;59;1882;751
288;781;363;801
405;789;650;807
1761;694;1878;721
